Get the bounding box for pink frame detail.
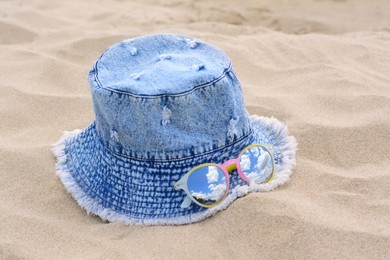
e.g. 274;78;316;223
174;144;275;208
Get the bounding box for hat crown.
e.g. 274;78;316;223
88;34;252;160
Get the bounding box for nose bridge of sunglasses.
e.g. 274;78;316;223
221;158;238;172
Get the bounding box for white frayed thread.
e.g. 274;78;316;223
51;115;297;226
159;54;171;60
191;64;205;71
130;47;137;56
110;129;119;142
186;39;198;48
130;72;143;80
161;106;172;126
227;116;239;142
51;129;82;166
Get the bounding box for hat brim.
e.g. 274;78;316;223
52;115;297;225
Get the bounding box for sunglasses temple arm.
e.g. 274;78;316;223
180;195;192;209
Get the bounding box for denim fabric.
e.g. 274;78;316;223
63;122;254;220
54;34;297;225
88;34;251;160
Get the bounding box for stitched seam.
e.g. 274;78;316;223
93;59;233;99
92;123;253;162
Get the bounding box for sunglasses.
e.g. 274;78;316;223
174;144;275;209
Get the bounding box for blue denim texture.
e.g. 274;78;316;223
54;34;296;225
64;122;254;219
89;34;251;160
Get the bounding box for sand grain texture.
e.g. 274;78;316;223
1;0;390;259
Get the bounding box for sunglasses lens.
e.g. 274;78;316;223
187;165;227;207
239;145;274;184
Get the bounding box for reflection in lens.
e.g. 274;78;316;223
239;145;273;184
187;165;227;206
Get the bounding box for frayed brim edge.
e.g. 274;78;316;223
51;115;297;226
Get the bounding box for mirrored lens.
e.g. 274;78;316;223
187;165;227;206
239;145;274;183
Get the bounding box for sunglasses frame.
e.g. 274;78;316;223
174;144;275;209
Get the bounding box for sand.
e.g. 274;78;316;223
1;0;390;259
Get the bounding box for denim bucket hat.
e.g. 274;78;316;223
52;34;297;225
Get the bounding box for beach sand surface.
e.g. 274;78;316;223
1;0;389;259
